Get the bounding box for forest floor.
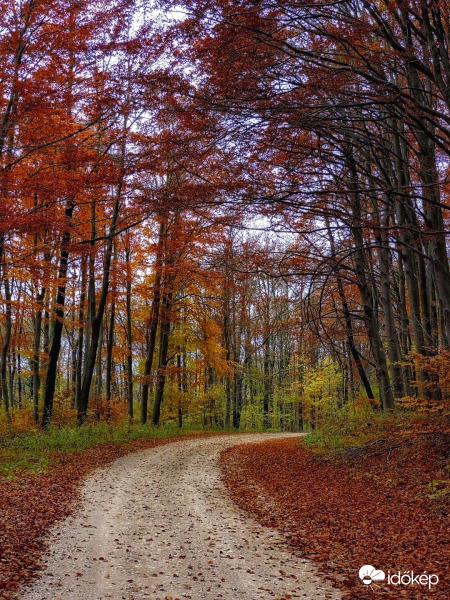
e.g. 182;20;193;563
220;425;449;600
0;429;222;599
8;433;341;600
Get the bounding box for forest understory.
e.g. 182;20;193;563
220;418;449;600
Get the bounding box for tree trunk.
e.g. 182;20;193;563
76;254;87;412
77;185;121;424
141;220;164;424
42;202;74;428
345;140;394;409
32;287;45;422
1;269;12;420
105;295;115;422
125;236;133;421
152;290;173;426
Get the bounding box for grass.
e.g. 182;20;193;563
303;404;427;453
0;421;226;478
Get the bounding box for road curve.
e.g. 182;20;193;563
21;433;341;600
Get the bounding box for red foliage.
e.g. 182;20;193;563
220;436;449;600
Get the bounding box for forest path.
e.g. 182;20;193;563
21;433;341;600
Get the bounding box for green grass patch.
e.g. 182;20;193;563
0;422;221;478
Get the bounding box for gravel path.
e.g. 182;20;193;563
21;433;341;600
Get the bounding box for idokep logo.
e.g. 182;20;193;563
358;565;439;590
359;565;385;586
387;570;439;590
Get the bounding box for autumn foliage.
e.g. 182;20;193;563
0;0;450;592
0;0;449;433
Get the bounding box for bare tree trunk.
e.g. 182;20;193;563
105;294;115;422
32;287;45;422
177;352;183;428
75;254;87;412
224;308;232;428
141;220;164;424
1;267;12;420
95;317;104;398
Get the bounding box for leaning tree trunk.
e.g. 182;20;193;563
345;140;394;410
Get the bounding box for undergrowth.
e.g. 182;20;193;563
303;405;434;452
304;405;450;508
0;422;226;477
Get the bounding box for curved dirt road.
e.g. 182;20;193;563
21;434;341;600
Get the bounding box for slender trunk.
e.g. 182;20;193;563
125;236;133;421
177;352;183;428
224;309;232;428
105;293;115;422
17;349;22;409
95;317;104;397
152;290;173;426
76;254;87;411
263;329;272;428
141;221;164;424
32;287;45;422
1;270;12;420
42;202;74;428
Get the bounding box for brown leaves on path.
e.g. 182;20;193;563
220;435;449;600
0;432;219;599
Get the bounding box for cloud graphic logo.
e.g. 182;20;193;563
359;565;386;585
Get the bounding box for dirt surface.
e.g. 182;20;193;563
20;433;341;600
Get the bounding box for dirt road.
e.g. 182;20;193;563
21;433;341;600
